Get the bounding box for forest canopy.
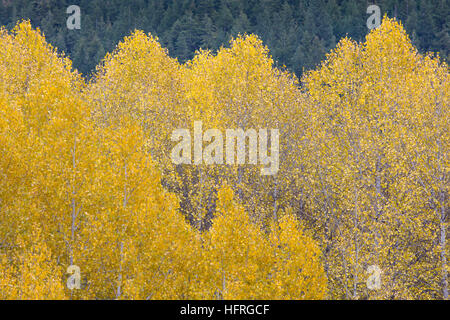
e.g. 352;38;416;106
0;0;448;77
0;5;448;300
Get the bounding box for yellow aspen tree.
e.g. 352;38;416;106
0;225;66;299
87;29;186;166
182;35;301;228
77;118;200;300
199;184;271;299
0;21;89;296
201;185;326;299
300;17;449;299
268;212;327;299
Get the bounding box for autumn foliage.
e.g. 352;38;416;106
0;18;448;299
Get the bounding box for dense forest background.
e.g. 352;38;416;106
0;0;448;77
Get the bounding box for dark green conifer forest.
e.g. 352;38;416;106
1;0;448;76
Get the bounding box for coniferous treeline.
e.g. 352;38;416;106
0;0;448;76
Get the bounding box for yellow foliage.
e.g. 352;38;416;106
200;185;326;299
0;18;447;300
